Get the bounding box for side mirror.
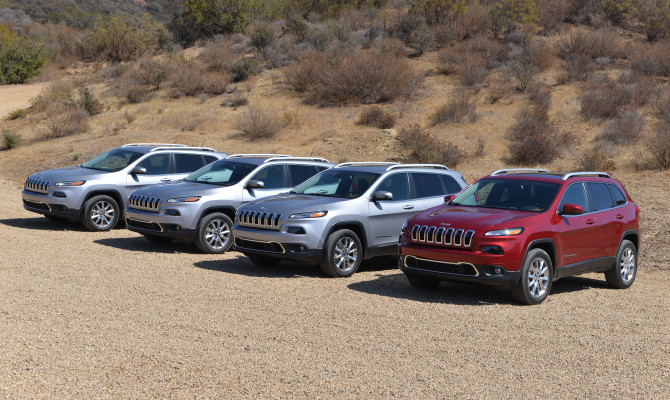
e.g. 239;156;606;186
246;180;264;189
372;191;393;201
561;203;583;215
131;167;146;175
444;194;455;203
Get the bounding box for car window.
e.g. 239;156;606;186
451;178;560;212
558;183;588;212
608;184;627;205
288;165;319;186
82;149;143;172
251;165;286;189
136;154;170;175
439;174;462;193
204;155;219;165
174;154;206;173
586;182;615;212
412;173;445;198
376;173;409;201
186;160;257;185
293;170;380;198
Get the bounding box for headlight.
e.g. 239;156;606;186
289;211;327;219
55;180;86;186
484;227;524;236
166;196;201;203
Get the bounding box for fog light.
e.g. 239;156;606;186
482;245;503;255
165;209;180;216
494;267;502;275
287;226;305;234
53;191;66;198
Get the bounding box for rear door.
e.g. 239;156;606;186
241;164;289;202
287;164;326;187
173;153;212;180
410;172;452;213
367;173;414;248
125;153;173;203
585;182;620;258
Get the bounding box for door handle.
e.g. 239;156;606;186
616;214;624;219
160;178;172;182
403;205;414;210
586;218;595;225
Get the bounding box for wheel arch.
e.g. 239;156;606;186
196;206;237;229
327;221;368;259
82;190;124;216
523;239;557;279
620;230;639;253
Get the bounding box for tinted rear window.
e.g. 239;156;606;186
288;165;319;186
609;184;627;205
175;154;206;173
439;174;462;193
586;182;615;211
413;173;445;198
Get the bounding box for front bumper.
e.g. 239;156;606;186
398;245;521;289
124;207;198;241
22;190;81;220
232;225;324;263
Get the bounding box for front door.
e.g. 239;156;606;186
368;173;415;249
241;165;289;203
125;154;173;205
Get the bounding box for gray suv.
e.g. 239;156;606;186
124;154;334;253
232;163;467;277
22;143;226;231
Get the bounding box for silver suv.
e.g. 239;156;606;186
232;163;467;277
22;143;226;231
124;154;334;253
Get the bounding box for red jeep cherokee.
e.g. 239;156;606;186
398;169;640;304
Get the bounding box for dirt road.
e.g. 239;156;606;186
0;83;46;119
0;177;668;398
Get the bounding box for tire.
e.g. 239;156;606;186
44;215;68;223
605;240;637;289
142;234;173;244
512;248;553;305
81;195;120;231
194;213;233;254
247;255;282;267
320;229;362;277
405;273;441;289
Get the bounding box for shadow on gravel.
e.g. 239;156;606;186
550;275;608;294
94;237;202;254
0;217;88;232
194;257;323;278
348;273;515;306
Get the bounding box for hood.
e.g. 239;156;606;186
130;181;227;198
242;193;348;214
27;166;113;183
410;205;537;230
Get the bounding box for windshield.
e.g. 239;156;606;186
81;149;143;172
292;169;380;198
185;160;257;185
450;178;560;212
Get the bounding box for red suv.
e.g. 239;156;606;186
398;169;640;304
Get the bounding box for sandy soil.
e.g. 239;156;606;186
0;174;668;398
0;83;47;119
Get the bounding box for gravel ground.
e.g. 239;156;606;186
0;177;668;399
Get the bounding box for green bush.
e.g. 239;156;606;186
75;87;103;116
2;130;22;149
182;0;263;37
5;108;27;120
0;33;48;84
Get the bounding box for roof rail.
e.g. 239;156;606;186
226;154;291;159
335;162;399;168
562;171;611;180
386;164;450;171
150;146;218;152
122;143;187;148
264;157;330;163
490;168;549;176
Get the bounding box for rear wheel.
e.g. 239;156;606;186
143;234;173;244
194;213;233;254
247;255;282;267
512;248;553;305
605;240;637;289
81;195;120;231
320;229;362;277
405;273;441;289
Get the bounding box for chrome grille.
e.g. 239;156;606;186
411;225;474;248
237;210;282;229
128;194;161;212
25;178;50;194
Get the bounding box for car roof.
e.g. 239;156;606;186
333;163;456;174
117;144;225;156
484;171;617;184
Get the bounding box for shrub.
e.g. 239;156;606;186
580;75;632;120
408;24;434;56
0;34;48;84
429;90;477;126
30;80;75;112
506;108;571;165
171;60;231;96
528;83;551;111
75;87;102;116
619;72;658;107
397;125;466;167
284;50;327;92
221;92;248;108
234;104;284;140
305;49;422;105
490;0;539;39
198;41;236;72
466;35;509;68
250;21;279;58
2;130;21;149
130;56;172;89
628;42;670;77
42;103;89;139
576;150;616;173
537;0;571;34
181;0;262;37
558;29;621;61
5;108;27;120
595;111;645;146
558;54;594;83
512;62;539;92
458;53;488;87
357;106;395;129
526;40;557;70
230;56;260;82
488;81;513;104
436;49;460;75
646;121;670;169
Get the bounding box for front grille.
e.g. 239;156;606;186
125;218;162;232
237;210;282;230
25;178;50;194
128;194;161;212
404;256;478;276
234;237;284;253
23;200;51;211
411;225;475;247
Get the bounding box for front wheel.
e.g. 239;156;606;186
605;240;637;289
81;195;120;231
194;213;233;254
320;229;362;277
512;248;553;305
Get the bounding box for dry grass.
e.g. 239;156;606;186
580;75;632;120
234;104;285;141
595;111;645;147
429;90;477;126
